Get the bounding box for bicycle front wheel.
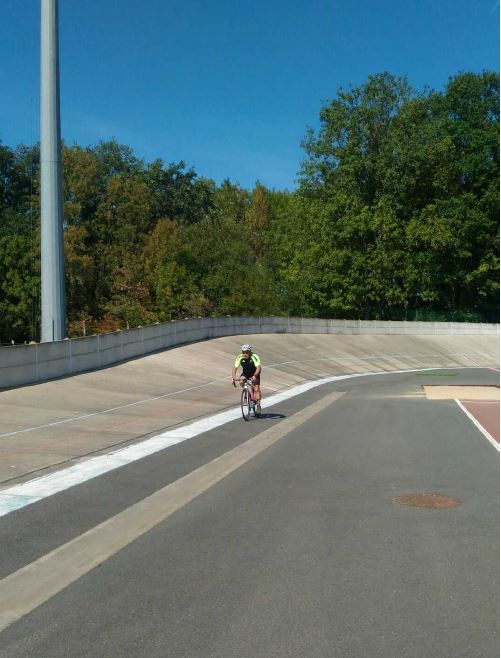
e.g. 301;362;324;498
241;387;250;421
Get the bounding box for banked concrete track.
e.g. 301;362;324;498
0;332;499;657
0;333;498;487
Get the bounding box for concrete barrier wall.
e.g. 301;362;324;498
0;317;499;389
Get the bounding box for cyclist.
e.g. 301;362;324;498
232;344;262;413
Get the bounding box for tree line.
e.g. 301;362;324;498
0;70;498;343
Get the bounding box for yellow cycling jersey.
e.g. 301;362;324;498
234;352;261;377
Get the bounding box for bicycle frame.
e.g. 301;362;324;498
240;378;255;421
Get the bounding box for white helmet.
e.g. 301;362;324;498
241;344;252;352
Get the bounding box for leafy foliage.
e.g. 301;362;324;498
0;71;498;342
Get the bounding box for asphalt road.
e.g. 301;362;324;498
0;369;499;657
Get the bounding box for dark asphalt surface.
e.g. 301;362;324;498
0;369;499;657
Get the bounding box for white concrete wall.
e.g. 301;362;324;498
0;317;499;389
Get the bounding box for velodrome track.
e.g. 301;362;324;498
0;333;499;656
0;333;498;486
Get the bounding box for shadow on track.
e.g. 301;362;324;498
256;413;286;420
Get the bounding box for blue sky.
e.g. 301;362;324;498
1;0;499;190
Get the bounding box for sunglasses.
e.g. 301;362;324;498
242;351;250;354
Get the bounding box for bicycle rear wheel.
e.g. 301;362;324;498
241;387;250;421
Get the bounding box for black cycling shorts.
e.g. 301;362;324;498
241;374;260;385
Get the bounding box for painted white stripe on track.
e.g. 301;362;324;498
455;399;500;451
0;380;222;440
0;353;488;439
0;392;342;633
0;367;484;517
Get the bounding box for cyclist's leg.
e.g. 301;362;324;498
254;388;261;414
253;379;262;414
253;374;261;402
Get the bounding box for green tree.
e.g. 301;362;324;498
0;144;40;342
143;160;216;226
297;71;499;321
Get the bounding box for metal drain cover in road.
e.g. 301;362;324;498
393;493;460;509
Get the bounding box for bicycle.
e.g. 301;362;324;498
235;378;260;421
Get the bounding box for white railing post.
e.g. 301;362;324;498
35;343;39;382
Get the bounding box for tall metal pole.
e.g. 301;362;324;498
40;0;66;342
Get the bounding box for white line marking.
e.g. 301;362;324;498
0;379;222;439
455;399;500;451
0;356;490;439
0;367;489;517
268;353;487;367
0;393;341;633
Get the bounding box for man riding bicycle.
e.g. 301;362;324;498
232;344;262;414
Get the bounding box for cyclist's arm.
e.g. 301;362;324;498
232;355;242;380
251;354;261;379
